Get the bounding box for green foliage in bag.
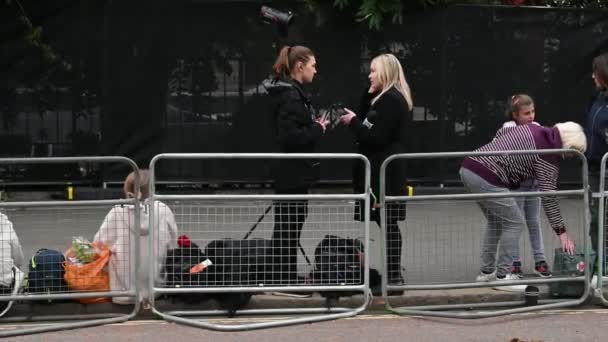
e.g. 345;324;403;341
70;237;98;264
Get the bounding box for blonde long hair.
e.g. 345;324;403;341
370;54;413;110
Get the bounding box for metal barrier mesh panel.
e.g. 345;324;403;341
0;205;132;296
389;196;585;285
157;199;366;288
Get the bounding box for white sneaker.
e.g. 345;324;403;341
476;271;496;282
591;275;599;290
493;274;527;293
0;267;24;318
13;267;24;292
591;275;607;289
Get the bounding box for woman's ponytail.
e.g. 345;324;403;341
272;46;292;78
271;45;314;79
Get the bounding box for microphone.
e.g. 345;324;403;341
362;110;377;128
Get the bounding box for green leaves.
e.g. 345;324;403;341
334;0;350;10
319;0;608;31
330;0;405;30
17;4;61;65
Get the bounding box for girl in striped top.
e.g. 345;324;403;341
460;121;585;282
499;94;551;278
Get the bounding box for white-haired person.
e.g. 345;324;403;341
459;121;586;287
94;169;178;304
339;53;412;286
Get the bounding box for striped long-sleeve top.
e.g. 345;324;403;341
461;124;566;235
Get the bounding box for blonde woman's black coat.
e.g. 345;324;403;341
350;87;409;221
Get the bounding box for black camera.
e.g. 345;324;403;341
260;6;294;31
330;103;347;118
317;103;347;128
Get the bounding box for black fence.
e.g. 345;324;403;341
1;1;607;186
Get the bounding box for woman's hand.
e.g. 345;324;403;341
315;117;330;133
339;108;357;126
559;232;576;255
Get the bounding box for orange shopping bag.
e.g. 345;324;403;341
64;241;111;304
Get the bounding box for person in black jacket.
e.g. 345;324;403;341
339;53;412;284
264;45;329;284
585;52;608;284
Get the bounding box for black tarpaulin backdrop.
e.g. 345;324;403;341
1;1;607;185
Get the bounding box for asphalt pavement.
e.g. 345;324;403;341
4;309;608;341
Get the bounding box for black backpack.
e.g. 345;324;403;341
164;242;207;288
310;235;364;285
204;238;275;286
27;249;69;301
163;240;253;317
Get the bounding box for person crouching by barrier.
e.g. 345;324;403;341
460;121;585;287
94;169;178;304
339;53;412;285
264;45;329;284
499;94;551;278
0;212;24;309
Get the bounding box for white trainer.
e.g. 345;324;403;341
476;271;496;282
493;273;527;293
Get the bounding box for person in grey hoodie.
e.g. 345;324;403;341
94;169;178;304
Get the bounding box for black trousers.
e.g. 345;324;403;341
358;200;404;282
589;172;607;274
271;188;308;284
375;215;403;282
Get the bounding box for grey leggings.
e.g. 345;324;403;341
459;167;524;277
512;180;546;264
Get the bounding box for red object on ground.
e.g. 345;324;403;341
177;234;191;248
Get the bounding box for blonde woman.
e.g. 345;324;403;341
94;169;178;304
340;53;412;285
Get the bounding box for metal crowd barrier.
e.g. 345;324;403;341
0;157;140;337
379;149;591;318
596;152;608;304
149;153;371;331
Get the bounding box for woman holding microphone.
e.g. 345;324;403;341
339;53;412;285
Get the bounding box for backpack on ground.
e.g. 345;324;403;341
309;235;366;299
204;238;275;286
27;249;69;302
203;238;274;316
310;235;364;285
163;241;211;304
163;238;255;316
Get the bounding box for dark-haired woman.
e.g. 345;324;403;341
264;45;329;284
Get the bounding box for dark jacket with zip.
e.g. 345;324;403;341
263;77;322;192
350;87;410;221
585;92;608;174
